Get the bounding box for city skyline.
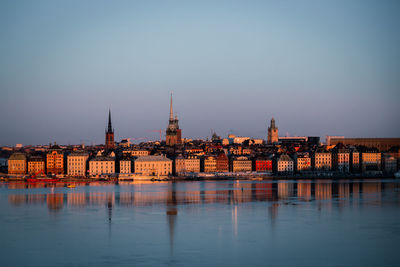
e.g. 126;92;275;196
1;0;400;146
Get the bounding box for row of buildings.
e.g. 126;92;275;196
7;145;398;177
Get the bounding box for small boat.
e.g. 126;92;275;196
67;184;76;188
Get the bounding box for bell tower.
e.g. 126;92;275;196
267;117;278;144
105;109;115;150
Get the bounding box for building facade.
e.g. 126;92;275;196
89;156;115;176
28;155;45;175
313;152;332;171
216;153;229;172
254;157;273;172
295;153;311;172
67;152;89;177
231;156;252;172
119;159;132;174
361;152;381;172
276;154;294;174
135;155;172;176
46;146;64;175
8;153;27;175
203;156;217;173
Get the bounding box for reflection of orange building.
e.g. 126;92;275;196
67;192;86;206
297;182;311;201
315;181;332;200
47;193;64;211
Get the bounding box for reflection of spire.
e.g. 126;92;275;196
169;92;174;121
167;182;177;255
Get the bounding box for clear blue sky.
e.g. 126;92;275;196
0;0;399;146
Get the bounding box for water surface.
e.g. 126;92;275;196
1;179;399;266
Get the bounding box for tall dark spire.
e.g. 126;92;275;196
107;109;113;133
169;92;174;121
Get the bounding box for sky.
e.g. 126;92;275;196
0;0;399;146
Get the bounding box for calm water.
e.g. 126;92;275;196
1;179;400;267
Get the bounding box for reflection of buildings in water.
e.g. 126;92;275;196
8;194;25;206
47;193;64;212
166;182;177;255
89;192;115;206
254;182;274;201
182;182;201;204
232;182;252;204
27;194;46;204
232;205;238;237
337;181;350;208
67;192;86;207
297;181;312;201
268;203;279;225
361;182;382;203
119;192;134;206
315;181;332;200
277;181;294;200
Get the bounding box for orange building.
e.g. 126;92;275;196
8;153;27;175
28;156;45;175
46;145;64;175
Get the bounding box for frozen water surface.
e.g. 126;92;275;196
0;179;399;267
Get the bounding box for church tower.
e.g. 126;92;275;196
166;93;182;146
105;109;115;150
267;117;278;144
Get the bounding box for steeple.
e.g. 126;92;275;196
107;109;113;133
270;117;276;129
169;92;174;121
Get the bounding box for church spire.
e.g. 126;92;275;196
169;92;174;121
107;109;113;133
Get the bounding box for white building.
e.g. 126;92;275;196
89;156;115;176
277;154;294;174
67;152;89;177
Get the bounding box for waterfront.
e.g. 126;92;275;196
1;179;400;266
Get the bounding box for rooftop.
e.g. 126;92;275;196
135;155;171;162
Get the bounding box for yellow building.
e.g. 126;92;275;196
361;152;381;172
119;159;132;174
203;156;217;173
231;156;252;172
134;155;172;176
8;153;27;175
67;152;89;177
313;152;332;171
28;156;45;175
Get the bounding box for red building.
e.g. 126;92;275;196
254;157;273;172
216;153;229;172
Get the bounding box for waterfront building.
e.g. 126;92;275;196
165;93;182;146
89;154;115;177
267;117;279;144
46;145;64;175
134;155;172;176
119;158;132;174
231;156;252;172
174;155;201;175
229;146;243;155
67;152;89;177
8;153;27;175
276;154;294;174
174;155;185;175
327;137;400;151
361;151;381;172
254;157;273;173
216;153;229;172
350;149;360;173
294;153;311;172
312;151;332;171
105;109;115;150
382;154;397;173
203;156;217;173
184;156;201;173
332;145;350;172
28;155;45;175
